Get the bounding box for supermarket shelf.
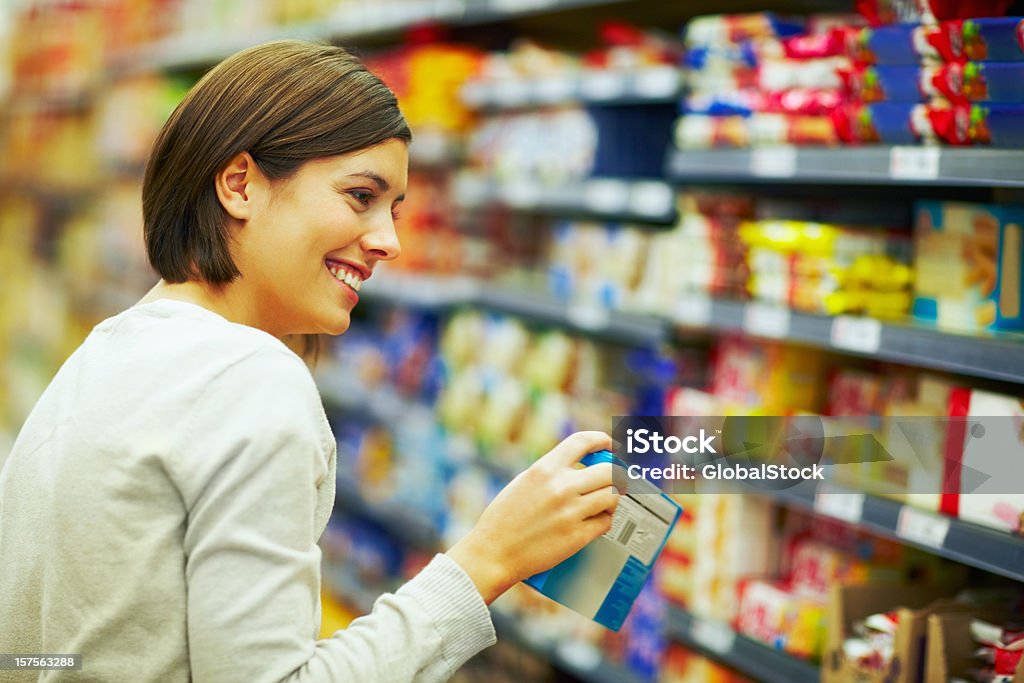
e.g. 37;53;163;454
454;172;678;225
665;608;820;683
460;65;681;109
360;273;1024;383
361;273;668;345
321;562;379;615
477;286;668;345
334;476;440;552
320;565;642;683
757;480;1024;584
490;610;645;683
667;146;1024;188
109;0;631;74
671;298;1024;384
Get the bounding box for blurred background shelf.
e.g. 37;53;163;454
453;173;679;225
665;608;820;683
460;65;681;109
360;273;1024;383
667;147;1024;188
759;481;1024;584
334;475;441;552
490;609;648;683
673;299;1024;384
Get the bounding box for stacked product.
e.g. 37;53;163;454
913;199;1024;334
464;108;599;186
677;12;859;148
546;220;650;312
635;193;753;313
662;645;754;682
462;22;679;106
823;582;1024;683
366;44;482;137
738;507;966;665
835;14;1024;147
740;217;913;319
460;23;680;186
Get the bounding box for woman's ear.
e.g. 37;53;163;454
215;151;263;221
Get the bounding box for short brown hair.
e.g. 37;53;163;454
143;40;411;284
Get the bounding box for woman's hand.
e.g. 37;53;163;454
446;431;620;604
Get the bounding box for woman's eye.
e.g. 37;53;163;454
349;190;374;206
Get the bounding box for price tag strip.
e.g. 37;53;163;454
690;617;737;657
750;146;797;178
897;506;951;549
744;302;791;339
830;316;883;354
889;146;941;181
673;295;712;327
814;488;865;524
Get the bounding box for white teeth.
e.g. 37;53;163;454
328;264;363;292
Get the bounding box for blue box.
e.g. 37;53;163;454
524;450;682;631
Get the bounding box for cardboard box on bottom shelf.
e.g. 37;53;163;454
926;611;1024;683
821;582;968;683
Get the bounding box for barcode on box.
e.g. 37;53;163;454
617;519;637;545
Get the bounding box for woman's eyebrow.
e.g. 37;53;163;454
346;171;389;192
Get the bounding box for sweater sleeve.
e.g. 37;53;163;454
175;348;495;683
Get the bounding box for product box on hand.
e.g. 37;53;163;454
525;451;682;631
820;582;966;683
913;201;1024;333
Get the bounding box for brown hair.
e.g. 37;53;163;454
143;40;411;284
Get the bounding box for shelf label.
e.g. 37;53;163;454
501;180;542;208
830;316;882;354
673;295;712;326
554;640;602;673
488;0;557;12
633;66;680;98
750;146;797;178
690;617;736;656
583;179;630;214
814;489;865;524
493;79;531;107
533;77;575;103
897;506;951;549
889;146;940;180
744;302;791;339
580;70;627;101
628;181;674;217
567;303;611;331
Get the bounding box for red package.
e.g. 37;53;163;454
762;88;847;115
857;0;1013;25
782;28;850;59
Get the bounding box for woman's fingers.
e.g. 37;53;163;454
571;461;615;494
577;485;620;519
539;431;612;469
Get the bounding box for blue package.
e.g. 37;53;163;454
524;450;682;631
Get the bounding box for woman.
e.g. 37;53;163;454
0;41;619;682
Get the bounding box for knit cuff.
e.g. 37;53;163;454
398;553;497;673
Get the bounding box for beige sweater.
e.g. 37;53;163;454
0;300;495;682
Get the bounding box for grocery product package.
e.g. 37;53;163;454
945;387;1024;535
821;582;969;683
926;610;1024;683
524;451;682;631
913;201;1024;333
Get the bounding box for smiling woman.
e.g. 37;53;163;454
0;40;618;683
